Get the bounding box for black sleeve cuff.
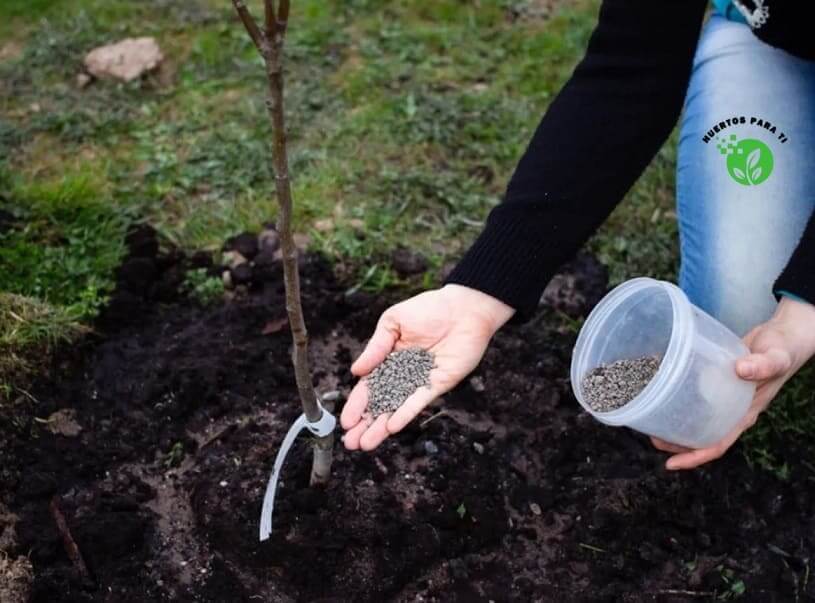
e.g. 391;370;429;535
774;211;815;305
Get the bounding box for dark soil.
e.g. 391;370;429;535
3;230;815;602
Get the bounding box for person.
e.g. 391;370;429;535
340;0;815;470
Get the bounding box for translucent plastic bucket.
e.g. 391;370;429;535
570;278;755;448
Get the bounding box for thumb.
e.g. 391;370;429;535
736;348;792;381
351;314;399;376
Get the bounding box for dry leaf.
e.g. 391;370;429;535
262;317;289;335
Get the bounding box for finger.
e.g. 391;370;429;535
386;383;440;435
736;349;792;381
359;414;391;451
351;315;399;377
751;382;782;413
342;420;369;451
665;447;725;470
340;381;369;430
740;325;761;348
665;429;741;470
650;437;693;454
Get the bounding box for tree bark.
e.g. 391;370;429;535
232;0;333;486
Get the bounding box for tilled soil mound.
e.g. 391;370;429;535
3;230;814;602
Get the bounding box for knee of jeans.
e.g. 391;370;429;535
704;277;777;337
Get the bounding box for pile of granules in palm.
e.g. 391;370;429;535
366;348;435;417
581;355;661;412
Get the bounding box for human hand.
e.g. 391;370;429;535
341;284;515;451
652;297;815;470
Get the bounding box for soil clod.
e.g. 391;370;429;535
366;348;434;417
581;356;661;412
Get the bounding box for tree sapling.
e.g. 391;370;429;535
230;0;334;486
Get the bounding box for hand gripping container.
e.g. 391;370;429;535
570;278;755;448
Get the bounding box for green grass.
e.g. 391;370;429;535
182;267;225;305
0;169;127;314
0;293;87;397
741;364;815;479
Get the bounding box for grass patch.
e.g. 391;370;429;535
0;167;127;396
741;364;815;479
590;132;680;286
0;293;87;397
0;170;127;315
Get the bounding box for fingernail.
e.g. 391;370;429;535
665;459;679;470
740;361;754;378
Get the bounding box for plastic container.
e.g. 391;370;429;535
570;278;755;448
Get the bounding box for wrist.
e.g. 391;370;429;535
441;284;515;333
772;297;815;360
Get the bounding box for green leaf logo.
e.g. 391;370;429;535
721;138;774;186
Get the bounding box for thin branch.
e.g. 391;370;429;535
232;0;267;56
420;408;449;428
264;0;278;37
278;0;290;35
50;496;93;584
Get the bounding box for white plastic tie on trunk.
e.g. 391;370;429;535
259;401;336;541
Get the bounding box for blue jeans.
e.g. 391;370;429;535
677;14;815;337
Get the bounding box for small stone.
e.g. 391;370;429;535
76;72;92;88
84;37;163;82
391;246;428;276
252;248;282;283
529;502;542;516
44;409;82;437
258;228;280;253
293;233;310;251
231;263;252;286
221;250;247;270
321;390;343;403
219;481;228;488
423;441;439;455
473;442;485;455
314;218;333;232
469;376;485;393
581;356;661;412
221;270;233;289
225;232;259;260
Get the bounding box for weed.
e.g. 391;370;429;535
183;268;224;306
163;441;185;468
716;566;746;600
